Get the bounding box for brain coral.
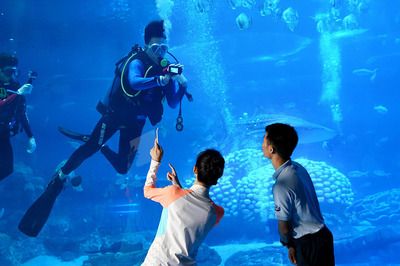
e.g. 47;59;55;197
205;148;354;222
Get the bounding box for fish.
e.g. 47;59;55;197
195;0;212;13
352;68;378;81
234;113;338;144
373;105;388;114
373;170;391;177
227;0;241;9
171;32;312;67
282;7;299;32
347;170;369;178
236;13;252;30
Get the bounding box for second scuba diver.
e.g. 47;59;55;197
0;53;36;182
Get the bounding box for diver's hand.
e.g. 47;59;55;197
172;73;188;88
288;247;297;265
17;84;33;95
150;129;163;162
167;163;182;188
26;137;36;153
158;75;171;86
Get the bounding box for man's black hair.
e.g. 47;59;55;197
0;53;18;68
144;20;166;45
265;123;298;160
195;149;225;187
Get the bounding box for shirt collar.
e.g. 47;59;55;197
272;159;292;180
190;183;210;197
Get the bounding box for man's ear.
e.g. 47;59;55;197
193;166;198;174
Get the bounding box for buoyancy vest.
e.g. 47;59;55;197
0;81;26;135
104;50;165;126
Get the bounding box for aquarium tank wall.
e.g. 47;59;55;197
0;0;399;265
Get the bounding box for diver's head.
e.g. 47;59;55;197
0;53;18;83
144;20;168;63
194;149;225;188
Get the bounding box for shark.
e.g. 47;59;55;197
234;113;338;144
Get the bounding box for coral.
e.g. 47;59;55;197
346;189;400;225
200;148;354;222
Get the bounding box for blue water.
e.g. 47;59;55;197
1;0;399;265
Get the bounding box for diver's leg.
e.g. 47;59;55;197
60;115;119;175
101;119;145;174
0;133;13;181
18;115;121;237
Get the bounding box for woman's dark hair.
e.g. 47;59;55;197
0;53;18;68
265;123;298;160
144;20;166;45
195;149;225;187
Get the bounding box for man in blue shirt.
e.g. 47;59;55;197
262;123;335;266
19;20;187;237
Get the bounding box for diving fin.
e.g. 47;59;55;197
18;176;65;237
58;126;90;142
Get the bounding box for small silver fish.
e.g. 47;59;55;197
373;170;391;177
347;170;368;178
373;105;388;114
352;68;378;81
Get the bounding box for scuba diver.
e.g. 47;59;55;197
19;20;191;237
0;53;36;182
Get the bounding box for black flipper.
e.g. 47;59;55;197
58;126;90;142
18;177;65;237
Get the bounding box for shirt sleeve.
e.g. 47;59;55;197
143;159;188;208
272;183;292;221
127;59;160;91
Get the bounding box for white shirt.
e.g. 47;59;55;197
142;160;224;266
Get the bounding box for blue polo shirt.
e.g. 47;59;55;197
272;160;325;239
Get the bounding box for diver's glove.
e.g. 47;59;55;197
17;84;33;95
26;137;37;153
172;74;188;88
157;75;171;87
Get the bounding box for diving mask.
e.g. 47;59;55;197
2;66;18;77
149;43;169;58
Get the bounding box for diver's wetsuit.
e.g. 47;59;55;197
0;81;33;181
60;51;185;175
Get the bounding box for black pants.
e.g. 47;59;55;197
61;113;145;175
294;226;335;266
0;129;13;181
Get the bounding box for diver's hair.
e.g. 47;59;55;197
0;53;18;68
195;149;225;187
144;20;166;45
265;123;298;160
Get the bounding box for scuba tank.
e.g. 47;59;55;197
99;45;193;131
